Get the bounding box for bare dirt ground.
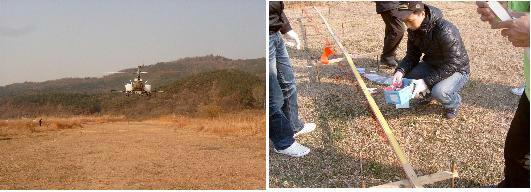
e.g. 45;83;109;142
0;113;265;189
270;2;524;188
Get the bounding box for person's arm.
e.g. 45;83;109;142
493;14;530;47
477;1;496;21
476;1;527;26
279;3;292;34
277;2;301;50
395;33;421;75
423;26;468;87
476;1;507;27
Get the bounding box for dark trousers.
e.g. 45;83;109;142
499;92;530;188
380;11;404;62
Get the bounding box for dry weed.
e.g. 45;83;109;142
155;110;265;138
0;115;127;136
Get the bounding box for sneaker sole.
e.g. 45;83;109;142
273;148;310;157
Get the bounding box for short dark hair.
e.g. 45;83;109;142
413;10;424;15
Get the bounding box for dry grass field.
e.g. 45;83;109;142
0;111;265;189
269;1;524;188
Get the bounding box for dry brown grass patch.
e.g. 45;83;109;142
0;115;127;136
154;110;265;138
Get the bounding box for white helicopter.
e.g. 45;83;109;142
109;65;163;96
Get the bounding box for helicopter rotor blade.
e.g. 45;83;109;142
105;72;126;74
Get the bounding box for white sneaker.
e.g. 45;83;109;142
511;86;525;96
274;142;310;157
294;123;316;137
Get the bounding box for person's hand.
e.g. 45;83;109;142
476;1;497;24
392;71;404;85
284;30;301;50
492;15;530;47
412;79;428;98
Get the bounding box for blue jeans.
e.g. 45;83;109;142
404;62;469;109
269;32;304;150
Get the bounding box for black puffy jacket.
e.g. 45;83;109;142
396;5;470;87
269;1;292;34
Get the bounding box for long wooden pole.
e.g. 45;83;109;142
313;6;422;188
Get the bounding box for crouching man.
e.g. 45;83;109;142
391;1;470;119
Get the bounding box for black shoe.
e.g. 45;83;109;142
380;56;398;67
416;95;432;106
411;94;432;107
445;108;459;119
381;60;398;67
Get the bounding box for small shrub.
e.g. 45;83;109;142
197;104;222;118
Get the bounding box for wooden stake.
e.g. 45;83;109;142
451;161;457;188
372;171;458;188
377;55;380;72
297;17;320;84
342;22;344;35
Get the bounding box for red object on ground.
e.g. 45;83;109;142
320;46;334;64
384;81;404;91
392;81;402;88
383;87;395;91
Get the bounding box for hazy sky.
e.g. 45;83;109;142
0;0;265;86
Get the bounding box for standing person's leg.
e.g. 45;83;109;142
430;72;469;119
275;35;305;132
269;32;310;157
499;93;530;188
380;11;405;67
269;32;295;150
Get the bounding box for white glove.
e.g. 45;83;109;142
392;71;404;85
284;30;301;50
412;79;429;98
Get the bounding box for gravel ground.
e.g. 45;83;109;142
269;1;524;188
